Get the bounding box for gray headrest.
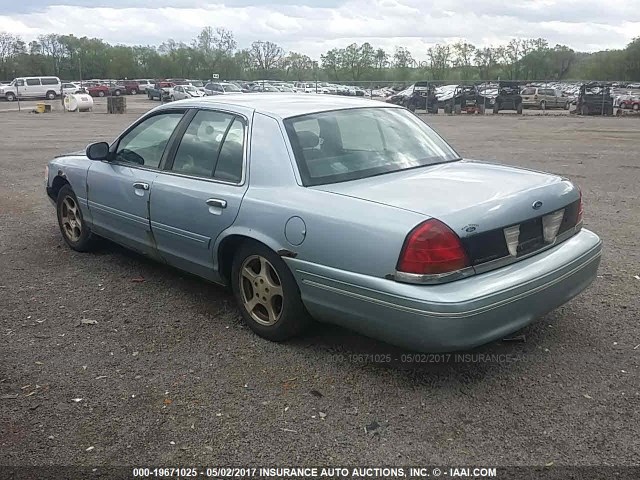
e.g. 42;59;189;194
297;131;319;149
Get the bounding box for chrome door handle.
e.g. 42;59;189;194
133;182;149;190
206;198;227;209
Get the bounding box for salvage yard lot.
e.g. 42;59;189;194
1;107;638;466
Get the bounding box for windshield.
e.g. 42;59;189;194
223;83;241;92
184;85;197;92
284;107;460;186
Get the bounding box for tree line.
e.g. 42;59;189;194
0;28;638;83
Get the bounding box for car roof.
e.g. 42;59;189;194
156;93;396;119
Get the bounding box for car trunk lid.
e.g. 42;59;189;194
313;160;581;267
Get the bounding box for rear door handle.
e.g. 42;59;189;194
206;198;227;209
133;182;149;190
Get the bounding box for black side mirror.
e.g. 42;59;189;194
86;142;110;160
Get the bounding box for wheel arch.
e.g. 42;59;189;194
49;175;70;201
215;230;291;285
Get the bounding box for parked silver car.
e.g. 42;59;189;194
170;85;205;101
46;95;601;352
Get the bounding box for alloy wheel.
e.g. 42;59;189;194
239;255;284;326
60;195;82;242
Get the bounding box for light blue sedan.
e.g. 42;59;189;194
46;94;602;351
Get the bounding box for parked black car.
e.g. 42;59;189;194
404;81;439;114
576;82;614;116
443;85;488;114
493;81;523;114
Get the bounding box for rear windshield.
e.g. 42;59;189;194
283;107;460;186
521;88;536;95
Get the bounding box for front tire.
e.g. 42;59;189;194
516;103;523;114
98;91;105;97
231;240;311;342
56;185;96;252
6;92;15;102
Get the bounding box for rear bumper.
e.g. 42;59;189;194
286;229;602;352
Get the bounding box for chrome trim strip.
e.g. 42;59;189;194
150;221;210;246
394;267;475;284
301;248;601;319
87;201;148;227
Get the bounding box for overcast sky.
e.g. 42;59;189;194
1;0;638;59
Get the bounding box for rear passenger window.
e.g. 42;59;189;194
214;118;245;183
26;78;41;86
41;77;59;85
171;110;238;179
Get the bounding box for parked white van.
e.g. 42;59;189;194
0;76;62;102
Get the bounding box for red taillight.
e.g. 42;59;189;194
576;189;584;224
397;219;470;275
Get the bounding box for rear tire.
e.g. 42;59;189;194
46;91;56;100
454;104;462;115
516;103;523;114
231;240;311;342
56;185;96;252
539;100;546;110
114;89;121;96
98;91;105;97
493;103;499;114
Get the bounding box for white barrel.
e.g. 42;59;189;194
64;94;94;112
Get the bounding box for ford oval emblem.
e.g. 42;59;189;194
465;226;476;233
532;200;543;210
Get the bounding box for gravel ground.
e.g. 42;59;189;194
1;104;639;469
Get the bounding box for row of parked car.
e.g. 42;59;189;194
0;75;371;102
0;76;147;101
384;81;640;115
140;79;371;102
